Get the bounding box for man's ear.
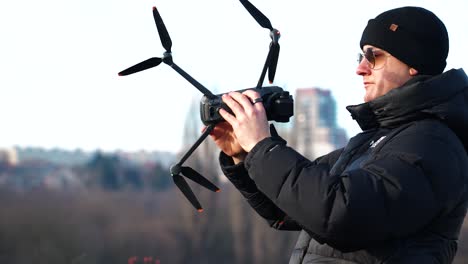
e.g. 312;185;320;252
409;68;419;76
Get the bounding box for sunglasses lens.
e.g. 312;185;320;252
358;48;389;69
357;53;364;64
365;49;375;68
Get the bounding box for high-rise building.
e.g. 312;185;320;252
288;87;348;160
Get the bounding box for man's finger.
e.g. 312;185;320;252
242;89;261;102
241;90;266;113
218;108;237;126
228;91;255;110
222;93;245;117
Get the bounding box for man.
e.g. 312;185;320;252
210;6;468;264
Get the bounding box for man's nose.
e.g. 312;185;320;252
356;59;371;76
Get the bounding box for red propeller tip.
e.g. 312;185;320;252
269;81;273;84
215;189;221;193
197;209;204;213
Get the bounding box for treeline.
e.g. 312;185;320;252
1;184;467;264
84;151;173;191
0;141;299;264
2;164;468;263
0;185;298;264
0;151;174;193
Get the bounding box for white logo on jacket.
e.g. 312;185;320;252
370;136;386;148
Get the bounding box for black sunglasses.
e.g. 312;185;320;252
357;48;390;70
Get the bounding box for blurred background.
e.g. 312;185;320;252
0;0;467;263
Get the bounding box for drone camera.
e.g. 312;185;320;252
200;86;293;126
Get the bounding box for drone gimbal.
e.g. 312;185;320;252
118;0;293;212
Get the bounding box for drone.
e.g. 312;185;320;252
118;0;293;212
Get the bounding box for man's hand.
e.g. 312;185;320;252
209;122;247;163
218;90;271;152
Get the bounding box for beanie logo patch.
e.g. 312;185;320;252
389;23;399;32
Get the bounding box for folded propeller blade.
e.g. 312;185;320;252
181;166;220;193
267;43;280;83
153;6;172;52
118;57;163;76
239;0;273;30
240;0;281;85
173;174;203;212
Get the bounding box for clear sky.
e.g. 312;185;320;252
0;0;467;153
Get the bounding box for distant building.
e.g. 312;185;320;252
288;87;348;160
0;147;18;166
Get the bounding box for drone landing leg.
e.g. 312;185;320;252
170;124;218;212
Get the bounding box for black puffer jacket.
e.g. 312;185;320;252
220;68;468;263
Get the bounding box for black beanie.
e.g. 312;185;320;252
360;6;449;75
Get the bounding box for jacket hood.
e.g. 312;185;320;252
347;68;468;151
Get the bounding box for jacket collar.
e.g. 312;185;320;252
346;68;468;132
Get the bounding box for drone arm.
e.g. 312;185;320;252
256;47;272;88
170;63;216;99
178;124;215;166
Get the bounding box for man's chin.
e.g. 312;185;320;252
364;93;375;103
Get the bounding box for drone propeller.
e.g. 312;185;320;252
180;166;220;192
170;164;220;212
152;6;172;52
239;0;272;30
118;6;216;98
267;41;280;83
239;0;281;85
118;57;162;76
118;7;171;76
172;173;203;211
169;124;220;212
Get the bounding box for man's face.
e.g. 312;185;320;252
356;45;414;102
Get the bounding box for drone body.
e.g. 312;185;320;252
118;1;293;212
